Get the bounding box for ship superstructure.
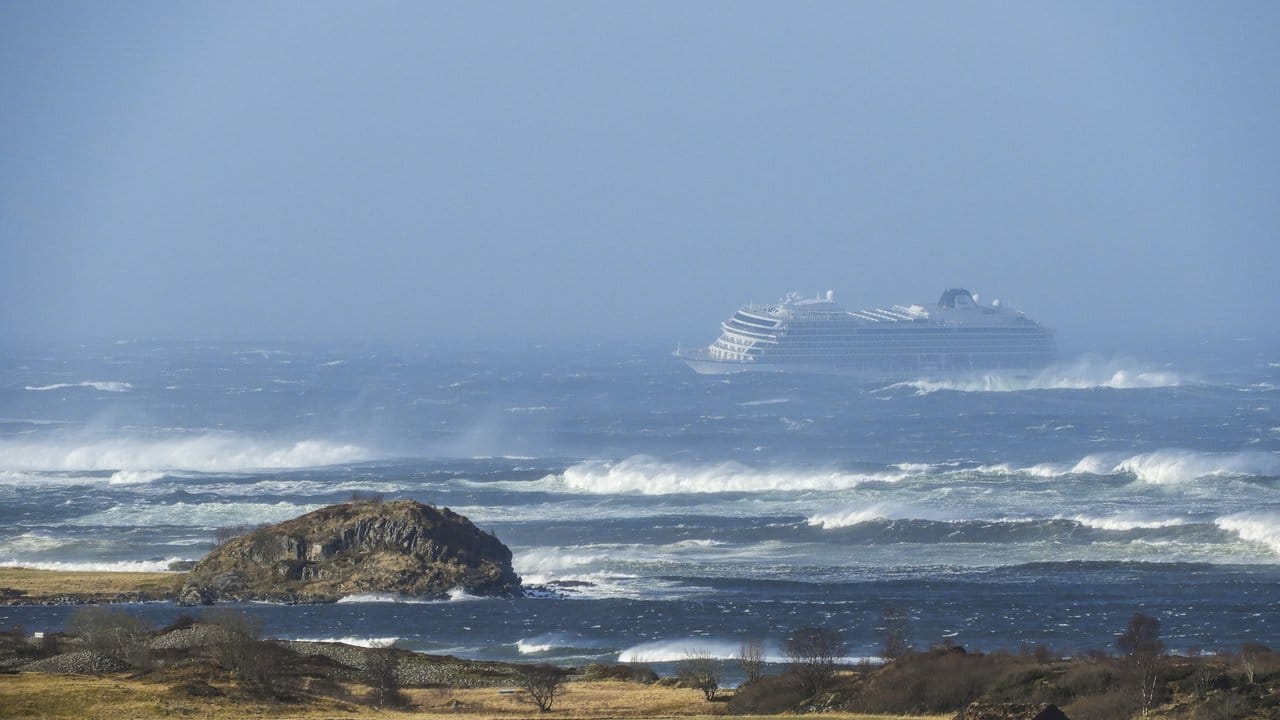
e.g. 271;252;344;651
677;289;1055;377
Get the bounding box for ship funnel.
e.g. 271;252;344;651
825;290;834;301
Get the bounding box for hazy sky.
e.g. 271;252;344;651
3;2;1278;345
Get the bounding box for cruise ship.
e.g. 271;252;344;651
676;289;1056;378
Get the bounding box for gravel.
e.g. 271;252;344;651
18;651;131;674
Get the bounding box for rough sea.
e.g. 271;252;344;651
2;338;1278;677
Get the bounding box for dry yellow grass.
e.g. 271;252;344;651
0;674;946;720
0;566;185;602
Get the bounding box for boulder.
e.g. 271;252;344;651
178;500;521;604
954;701;1070;720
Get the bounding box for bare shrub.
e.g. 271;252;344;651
1117;613;1165;716
349;491;385;503
159;613;197;634
726;672;807;714
1064;690;1137;720
582;662;658;683
783;626;845;697
737;638;766;685
676;651;720;700
1060;661;1120;697
363;649;407;708
518;663;567;712
858;649;1006;714
203;609;288;696
66;607;152;667
1239;641;1272;684
213;525;251;546
879;607;912;662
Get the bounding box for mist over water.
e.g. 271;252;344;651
1;339;1278;675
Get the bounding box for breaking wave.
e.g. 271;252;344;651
1215;512;1280;555
67;501;321;528
25;381;133;392
989;449;1280;484
807;502;952;529
555;456;900;494
0;557;189;572
289;636;399;648
336;593;430;604
879;357;1186;395
0;434;370;473
1069;513;1189;531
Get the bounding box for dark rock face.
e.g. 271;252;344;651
178;500;521;604
954;701;1070;720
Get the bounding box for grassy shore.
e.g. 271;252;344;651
0;674;943;720
0;567;185;604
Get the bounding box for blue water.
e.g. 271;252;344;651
1;339;1278;671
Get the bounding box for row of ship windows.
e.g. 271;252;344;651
717;335;1053;350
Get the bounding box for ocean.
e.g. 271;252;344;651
1;338;1278;678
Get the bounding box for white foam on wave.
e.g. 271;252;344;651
807;502;951;530
618;638;749;663
738;398;790;406
515;547;604;583
1215;512;1280;555
878;357;1186;395
0;557;189;572
986;449;1280;484
109;470;167;485
25;381;133;392
0;533;76;554
67;501;321;528
1109;450;1280;484
447;586;484;602
618;638;875;665
1070;513;1189;531
0;433;370;474
336;593;430;604
554;456;900;495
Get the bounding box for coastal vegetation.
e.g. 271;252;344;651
3;605;1278;720
3;503;1277;720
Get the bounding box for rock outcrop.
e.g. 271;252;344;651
954;701;1070;720
178;500;521;604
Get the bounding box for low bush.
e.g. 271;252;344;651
1063;690;1135;720
727;673;808;714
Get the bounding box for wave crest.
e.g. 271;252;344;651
879;357;1186;395
1215;512;1280;554
25;381;133;392
0;434;370;473
555;456;898;495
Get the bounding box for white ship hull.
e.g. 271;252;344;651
678;289;1056;379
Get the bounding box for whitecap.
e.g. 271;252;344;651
0;433;370;473
1069;513;1189;531
876;356;1187;395
288;636;398;648
553;456;899;495
1215;512;1280;554
25;381;133;392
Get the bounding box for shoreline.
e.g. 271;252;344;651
0;567;186;606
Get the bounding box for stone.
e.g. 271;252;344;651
178;500;522;604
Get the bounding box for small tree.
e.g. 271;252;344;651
518;664;567;712
66;607;152;667
1240;642;1269;684
783;626;846;697
676;651;721;700
364;649;407;708
1117;613;1164;716
880;607;912;662
737;638;766;685
204;609;287;696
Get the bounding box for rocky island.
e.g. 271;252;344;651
178;499;523;605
